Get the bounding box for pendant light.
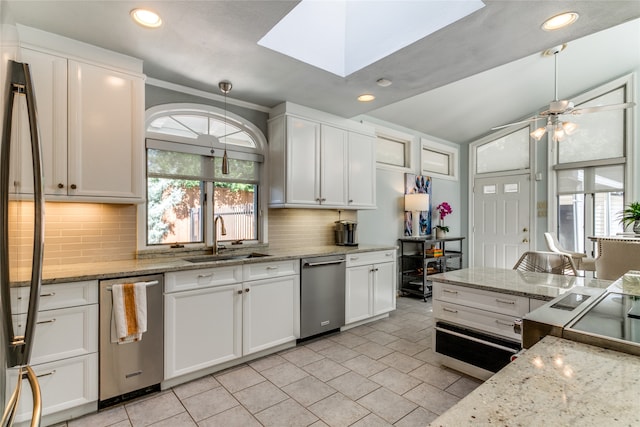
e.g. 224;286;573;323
219;80;232;175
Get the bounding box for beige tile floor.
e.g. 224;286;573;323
55;296;482;427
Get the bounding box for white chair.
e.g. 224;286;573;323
544;232;596;274
595;239;640;280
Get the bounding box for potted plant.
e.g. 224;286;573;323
435;202;452;239
619;202;640;234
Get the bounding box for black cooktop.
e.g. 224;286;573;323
568;292;640;343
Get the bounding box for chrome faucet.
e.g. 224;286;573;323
214;215;227;254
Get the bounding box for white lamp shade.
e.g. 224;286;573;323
405;193;429;212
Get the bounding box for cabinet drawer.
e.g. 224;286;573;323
243;259;299;281
165;265;242;293
14;304;98;365
434;301;521;342
11;280;98;314
346;250;395;267
8;353;98;423
433;282;529;317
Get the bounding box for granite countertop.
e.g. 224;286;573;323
14;244;397;285
430;335;640;426
429;267;612;300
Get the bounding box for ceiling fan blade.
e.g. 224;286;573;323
569;102;636;115
491;117;538;130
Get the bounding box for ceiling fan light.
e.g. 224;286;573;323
530;127;546;141
562;121;578;135
542;12;579;31
553;124;566;142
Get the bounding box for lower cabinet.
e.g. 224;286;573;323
345;250;396;325
432;281;544;379
7;280;98;424
164;284;243;379
164;260;299;380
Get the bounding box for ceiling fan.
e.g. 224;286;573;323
492;44;636;142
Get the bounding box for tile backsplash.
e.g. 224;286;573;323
9;202;137;268
267;208;357;250
8;202;356;267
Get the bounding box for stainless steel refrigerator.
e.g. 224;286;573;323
1;60;45;426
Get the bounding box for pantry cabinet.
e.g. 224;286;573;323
268;102;376;209
9;27;144;203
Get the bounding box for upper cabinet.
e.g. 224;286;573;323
9;25;145;203
268;102;376;210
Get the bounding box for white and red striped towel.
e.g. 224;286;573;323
111;282;147;344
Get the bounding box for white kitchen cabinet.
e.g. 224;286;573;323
432;281;529;341
164;260;300;380
11;29;144;203
243;275;300;355
347;132;376;209
164;283;243;379
7;280;98;425
268;102;375;209
345;250;397;324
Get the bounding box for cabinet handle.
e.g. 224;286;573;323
36;318;56;325
197;273;214;278
266;266;279;270
443;307;458;314
237;290;243;295
348;199;353;203
443;289;458;294
315;198;321;202
18;292;55;300
57;183;64;189
385;253;392;257
70;184;77;190
321;198;326;202
496;298;516;305
245;288;250;293
495;319;515;327
36;370;56;378
350;257;359;261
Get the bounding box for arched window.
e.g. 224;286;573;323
140;103;266;249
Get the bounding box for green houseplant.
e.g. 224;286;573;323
619;202;640;234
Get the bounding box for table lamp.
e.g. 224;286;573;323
405;193;429;237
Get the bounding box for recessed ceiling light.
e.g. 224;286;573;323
541;12;579;31
358;94;376;102
376;78;392;87
130;8;162;28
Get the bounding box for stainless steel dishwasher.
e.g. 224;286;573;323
300;255;346;340
99;273;164;408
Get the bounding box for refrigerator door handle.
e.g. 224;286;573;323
1;60;45;427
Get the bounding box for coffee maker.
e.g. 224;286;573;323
334;220;358;246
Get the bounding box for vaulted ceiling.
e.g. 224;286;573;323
3;1;640;144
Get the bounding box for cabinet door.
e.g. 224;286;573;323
320;124;347;207
67;60;143;200
243;275;299;355
13;48;67;195
164;284;242;379
373;261;396;316
286;116;320;205
347;132;376;209
7;353;98;423
346;265;372;324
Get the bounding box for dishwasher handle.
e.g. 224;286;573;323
303;259;345;268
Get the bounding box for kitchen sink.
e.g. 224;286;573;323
184;252;269;263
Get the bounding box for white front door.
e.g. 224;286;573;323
473;174;531;268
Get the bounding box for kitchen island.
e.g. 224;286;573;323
430;335;640;426
429;266;612;300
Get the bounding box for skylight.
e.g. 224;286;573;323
258;0;485;77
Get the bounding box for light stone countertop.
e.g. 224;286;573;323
428;267;612;300
430;335;640;426
14;244;396;285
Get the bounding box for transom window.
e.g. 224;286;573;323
141;104;266;249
